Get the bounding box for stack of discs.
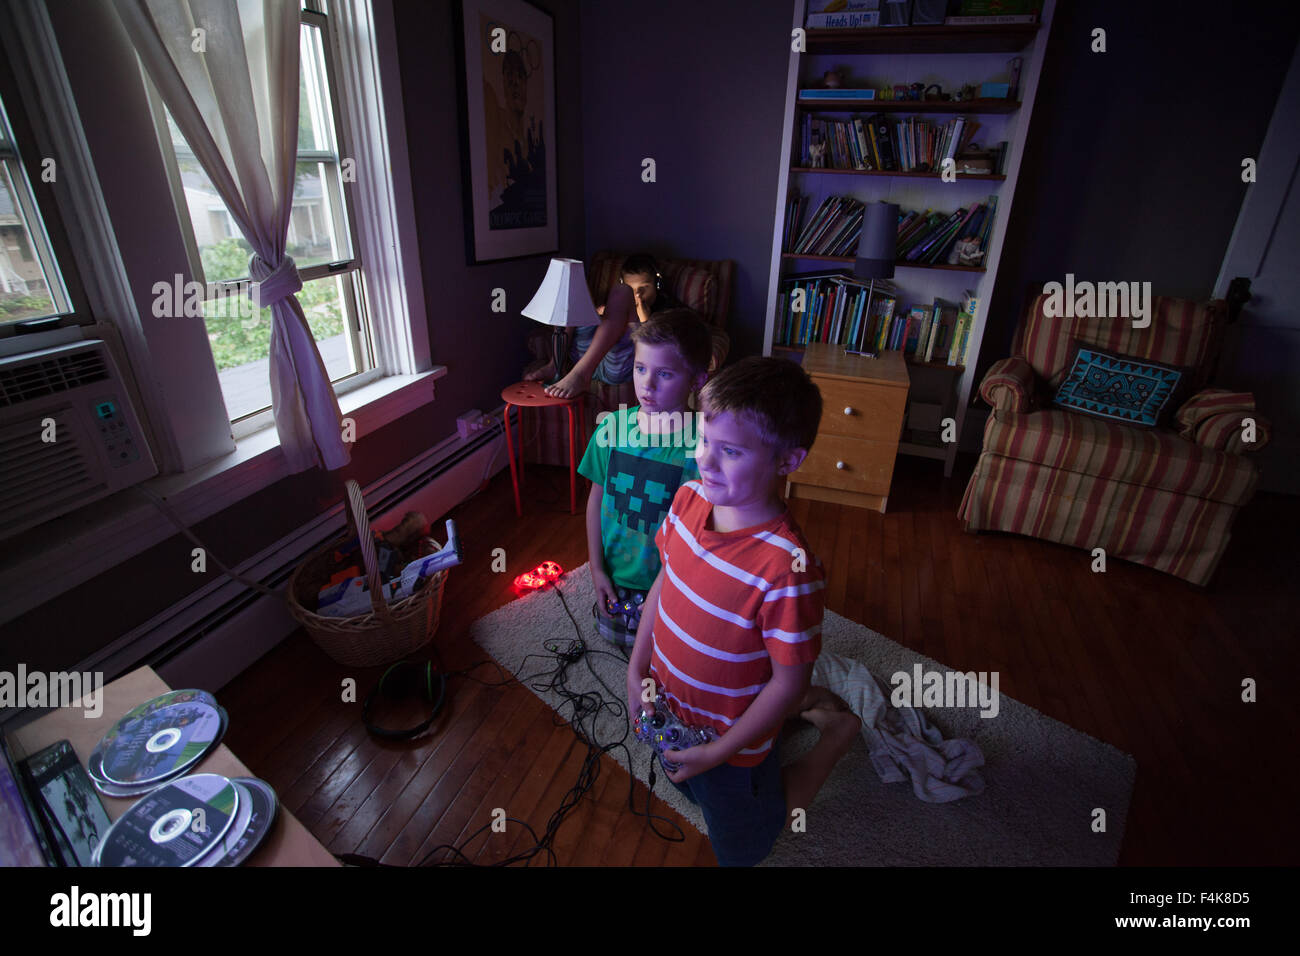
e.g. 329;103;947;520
92;772;279;867
88;689;227;798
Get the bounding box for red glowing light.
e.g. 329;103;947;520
513;560;563;591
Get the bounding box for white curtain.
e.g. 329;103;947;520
115;0;349;473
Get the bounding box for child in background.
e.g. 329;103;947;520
624;356;860;866
526;254;682;399
577;309;712;648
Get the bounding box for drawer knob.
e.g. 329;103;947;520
836;461;846;470
843;406;853;415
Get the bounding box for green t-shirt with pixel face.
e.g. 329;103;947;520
577;405;699;591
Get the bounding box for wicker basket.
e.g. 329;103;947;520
287;480;447;667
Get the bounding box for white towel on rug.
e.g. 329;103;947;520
812;650;985;803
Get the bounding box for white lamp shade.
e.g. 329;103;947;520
521;258;601;328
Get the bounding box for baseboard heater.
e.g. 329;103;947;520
74;407;516;695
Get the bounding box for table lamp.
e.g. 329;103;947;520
522;258;602;385
851;201;899;355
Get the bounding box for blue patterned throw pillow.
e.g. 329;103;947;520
1053;343;1186;428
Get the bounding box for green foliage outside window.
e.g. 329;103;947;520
200;237;345;371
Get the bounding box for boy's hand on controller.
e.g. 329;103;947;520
591;568;618;618
663;739;724;784
627;677;652;727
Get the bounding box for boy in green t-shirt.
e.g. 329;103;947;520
577;309;713;647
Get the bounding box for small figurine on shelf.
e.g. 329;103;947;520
822;69;843;89
809;140;827;169
948;237;981;266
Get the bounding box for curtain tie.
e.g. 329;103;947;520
248;254;303;309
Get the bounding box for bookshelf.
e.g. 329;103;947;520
763;2;1057;478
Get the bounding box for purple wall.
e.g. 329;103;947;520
974;0;1300;387
579;0;795;359
394;0;587;425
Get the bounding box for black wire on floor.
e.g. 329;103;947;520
335;572;683;868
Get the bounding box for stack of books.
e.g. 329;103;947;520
799;114;988;174
775;280;980;369
785;195;866;257
881;115;980;172
775;272;897;349
896;197;997;266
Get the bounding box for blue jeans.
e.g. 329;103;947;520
668;740;786;867
571;323;635;385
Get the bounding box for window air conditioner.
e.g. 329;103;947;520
0;339;158;543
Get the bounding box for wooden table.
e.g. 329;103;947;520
7;666;338;867
786;345;910;513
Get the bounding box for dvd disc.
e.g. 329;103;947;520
195;779;251;867
198;777;277;867
218;780;276;868
87;745;168;799
100;700;223;786
96;773;239;867
89;690;222;793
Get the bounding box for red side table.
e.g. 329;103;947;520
501;381;588;516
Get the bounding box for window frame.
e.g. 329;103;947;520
0;45;92;335
148;3;380;434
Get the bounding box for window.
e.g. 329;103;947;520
0;92;73;325
153;3;374;424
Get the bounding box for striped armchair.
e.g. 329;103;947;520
523;251;733;466
958;291;1270;586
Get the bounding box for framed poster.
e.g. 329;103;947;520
456;0;558;264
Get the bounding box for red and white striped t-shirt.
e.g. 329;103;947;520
650;481;825;767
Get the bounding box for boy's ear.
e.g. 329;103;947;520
777;447;808;476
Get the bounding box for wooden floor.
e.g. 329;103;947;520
221;455;1300;866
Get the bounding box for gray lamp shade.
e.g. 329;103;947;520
854;202;899;280
521;258;601;328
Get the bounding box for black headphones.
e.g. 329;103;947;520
363;660;447;740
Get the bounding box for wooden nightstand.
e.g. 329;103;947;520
786;345;910;513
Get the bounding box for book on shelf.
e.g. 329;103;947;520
871;115;897;170
949;312;972;366
806;11;882;28
782;194;810;252
904;306;928;353
946;288;979;366
799;88;878;100
806;0;881;28
923;298;958;363
944;13;1037;24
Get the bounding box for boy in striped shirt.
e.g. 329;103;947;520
624;357;860;866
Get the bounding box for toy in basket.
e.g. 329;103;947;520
316;521;462;618
286;480;460;667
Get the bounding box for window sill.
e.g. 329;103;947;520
0;367;446;625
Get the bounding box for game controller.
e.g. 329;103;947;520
604;587;645;631
633;698;716;772
514;560;563;591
